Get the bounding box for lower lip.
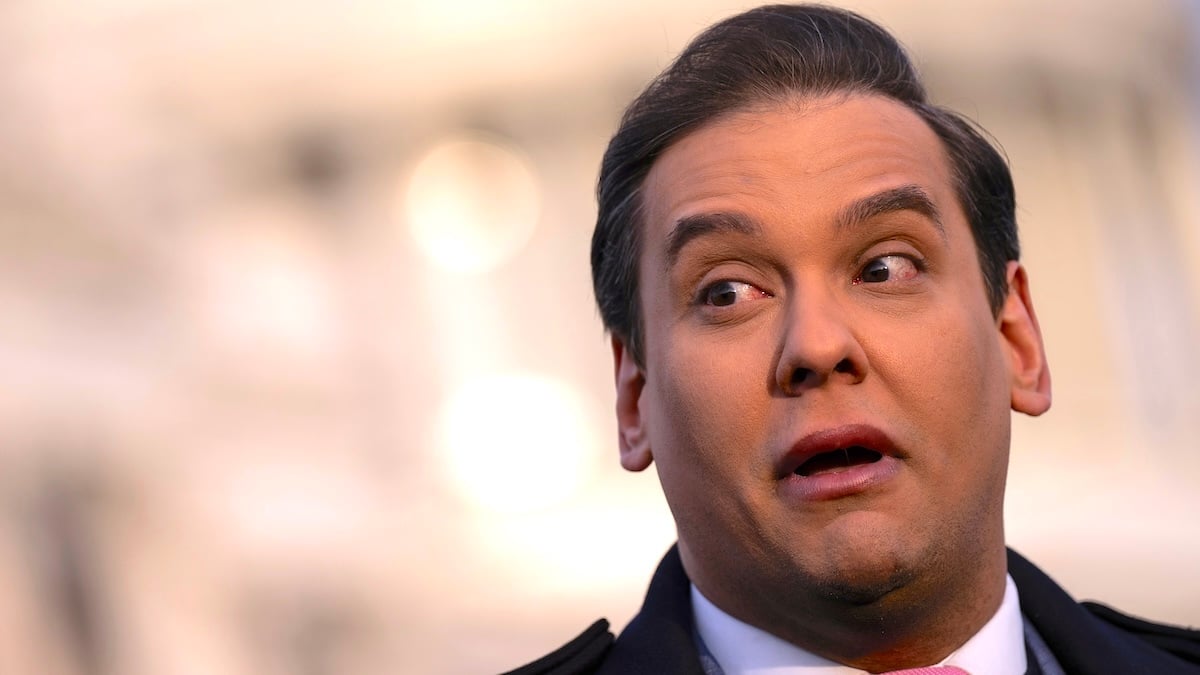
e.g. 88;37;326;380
777;455;902;502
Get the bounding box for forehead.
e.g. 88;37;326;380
640;94;959;244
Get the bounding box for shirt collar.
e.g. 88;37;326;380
691;574;1026;675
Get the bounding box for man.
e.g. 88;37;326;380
508;5;1200;674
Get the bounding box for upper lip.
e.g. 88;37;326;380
777;423;901;478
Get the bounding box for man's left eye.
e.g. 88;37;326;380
855;255;921;284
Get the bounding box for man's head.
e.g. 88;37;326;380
591;4;1052;667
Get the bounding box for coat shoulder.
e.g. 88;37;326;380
1084;602;1200;666
501;619;615;675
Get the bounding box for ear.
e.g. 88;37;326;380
612;336;653;471
999;261;1052;416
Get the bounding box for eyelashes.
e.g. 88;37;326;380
697;280;771;307
852;254;925;285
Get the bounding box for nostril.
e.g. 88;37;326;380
834;358;855;374
790;367;814;388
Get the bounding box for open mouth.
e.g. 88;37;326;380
794;446;883;477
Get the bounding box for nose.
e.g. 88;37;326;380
774;289;868;395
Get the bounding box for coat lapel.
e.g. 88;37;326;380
1008;548;1199;674
597;546;706;675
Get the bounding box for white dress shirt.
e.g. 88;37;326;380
691;574;1027;675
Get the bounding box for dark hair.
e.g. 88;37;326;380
591;3;1019;366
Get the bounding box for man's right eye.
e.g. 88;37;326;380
700;280;767;307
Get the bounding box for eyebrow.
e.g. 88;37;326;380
836;184;945;239
665;211;762;268
663;184;945;268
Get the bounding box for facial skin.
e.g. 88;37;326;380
612;94;1052;670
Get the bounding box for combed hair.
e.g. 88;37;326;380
591;4;1019;366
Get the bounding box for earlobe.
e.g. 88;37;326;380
999;262;1052;416
612;337;653;471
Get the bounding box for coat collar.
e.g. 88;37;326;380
598;545;1200;675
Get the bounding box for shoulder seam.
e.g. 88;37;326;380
1084;601;1200;665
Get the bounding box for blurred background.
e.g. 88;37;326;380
0;0;1197;673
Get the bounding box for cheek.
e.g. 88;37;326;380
878;308;1011;473
644;336;780;547
880;295;1004;396
644;335;773;481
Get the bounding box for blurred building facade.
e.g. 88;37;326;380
0;1;1197;673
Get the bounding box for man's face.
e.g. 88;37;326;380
613;94;1050;627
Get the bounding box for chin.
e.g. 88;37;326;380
808;562;917;606
791;525;926;607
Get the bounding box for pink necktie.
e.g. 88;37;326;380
882;668;970;675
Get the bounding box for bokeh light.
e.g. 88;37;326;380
403;134;541;274
438;372;597;513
